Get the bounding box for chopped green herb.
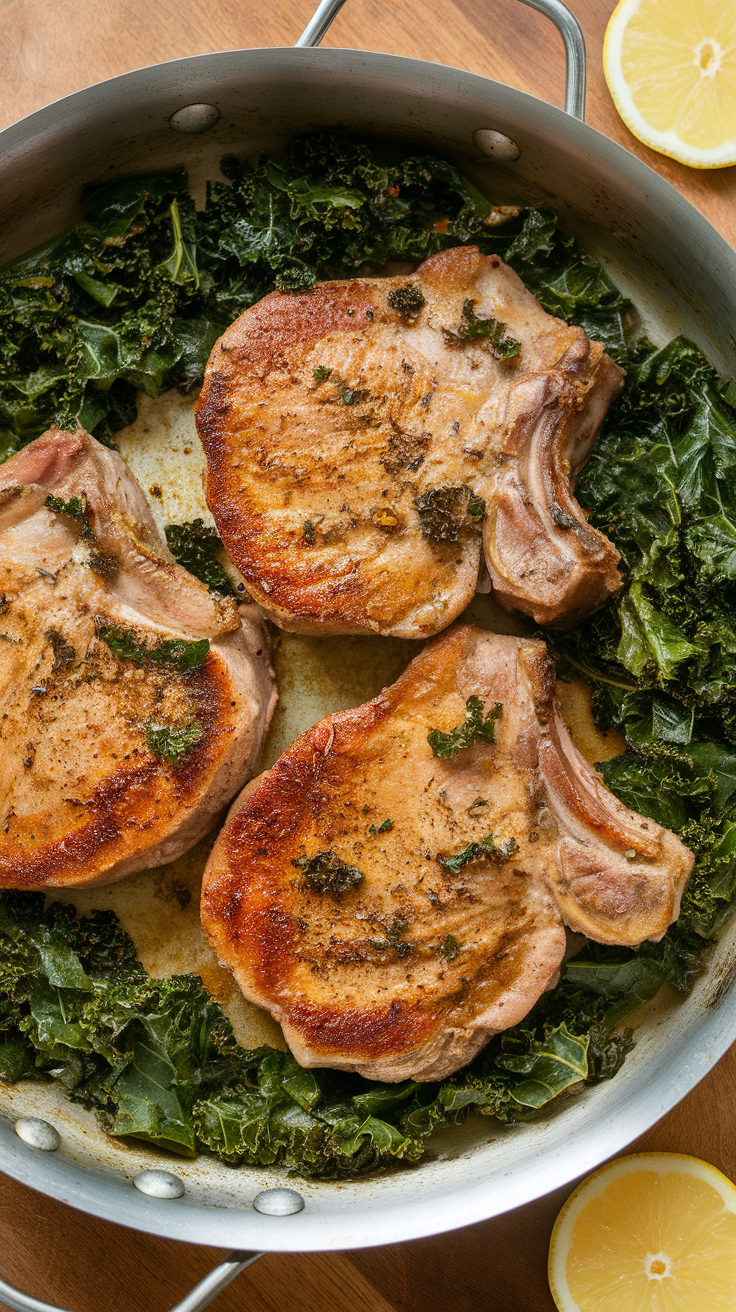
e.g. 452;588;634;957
438;834;517;874
292;851;364;897
45;494;85;520
44;627;76;672
414;486;485;544
164;520;235;596
442;300;521;358
387;284;425;320
304;520;316;544
99;625;209;672
428;695;503;759
88;550;117;580
312;365;332;384
146;721;204;765
438;934;460;961
369;818;394;836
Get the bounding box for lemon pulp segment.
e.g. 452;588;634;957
604;0;736;168
549;1152;736;1311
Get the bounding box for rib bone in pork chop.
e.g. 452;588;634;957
201;626;692;1082
0;427;276;888
196;245;623;637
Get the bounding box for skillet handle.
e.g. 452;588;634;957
0;1250;262;1312
296;0;586;121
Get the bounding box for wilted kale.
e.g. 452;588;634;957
99;625;209;672
292;851;365;897
0;894;635;1175
442;299;520;358
428;695;503;758
165;520;236;596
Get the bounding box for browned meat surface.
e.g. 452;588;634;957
196;245;623;637
201;626;692;1082
0;427;277;888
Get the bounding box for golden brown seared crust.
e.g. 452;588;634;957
201;625;693;1082
0;426;277;888
196;246;623;638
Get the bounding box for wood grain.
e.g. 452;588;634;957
1;0;735;1309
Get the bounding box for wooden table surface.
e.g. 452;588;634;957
1;1;735;1309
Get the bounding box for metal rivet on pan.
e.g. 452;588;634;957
473;129;521;162
169;103;221;134
133;1169;185;1199
253;1187;305;1215
14;1117;61;1152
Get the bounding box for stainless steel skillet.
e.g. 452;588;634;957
1;0;736;1306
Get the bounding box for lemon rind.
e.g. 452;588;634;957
547;1150;736;1312
603;0;736;171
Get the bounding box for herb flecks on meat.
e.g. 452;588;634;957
442;299;521;359
99;625;209;672
428;695;503;759
292;850;365;897
414;485;485;544
146;721;204;765
387;284;426;320
438;834;517;874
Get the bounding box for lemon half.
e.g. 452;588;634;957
603;0;736;168
548;1152;736;1311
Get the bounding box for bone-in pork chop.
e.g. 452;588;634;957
196;245;623;636
0;427;277;888
201;626;692;1082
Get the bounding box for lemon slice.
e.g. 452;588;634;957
603;0;736;168
548;1152;736;1311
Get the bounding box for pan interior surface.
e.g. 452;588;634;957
1;46;736;1251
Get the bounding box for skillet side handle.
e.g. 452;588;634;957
296;0;587;120
0;1251;262;1312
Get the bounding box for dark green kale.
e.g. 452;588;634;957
428;695;503;758
0;894;630;1175
442;299;520;359
292;851;365;897
99;625;209;672
164;520;236;596
146;722;204;765
415;486;485;544
438;834;517;874
0;171;220;460
387;284;426;320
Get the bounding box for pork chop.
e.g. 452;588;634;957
196;245;623;637
201;625;692;1082
0;426;277;888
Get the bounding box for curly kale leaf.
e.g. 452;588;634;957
428;695;503;758
164;520;236;596
0;171;222;460
551;333;736;743
0;893;638;1175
